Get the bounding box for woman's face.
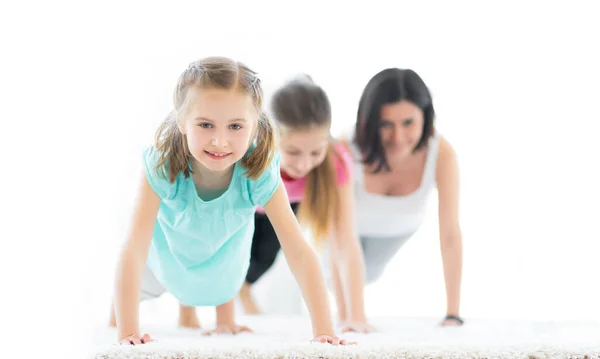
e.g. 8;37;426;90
378;100;424;160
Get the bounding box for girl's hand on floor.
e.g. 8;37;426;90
312;334;356;345
119;333;153;345
203;323;253;336
341;321;377;334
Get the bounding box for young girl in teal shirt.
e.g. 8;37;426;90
110;57;351;346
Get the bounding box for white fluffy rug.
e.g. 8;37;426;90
90;315;600;359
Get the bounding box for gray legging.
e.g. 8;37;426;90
323;234;412;285
359;235;412;284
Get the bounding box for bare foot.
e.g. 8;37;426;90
109;302;117;328
238;282;261;315
179;304;201;329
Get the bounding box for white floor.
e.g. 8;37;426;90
86;207;600;358
87;236;600;358
90;314;600;359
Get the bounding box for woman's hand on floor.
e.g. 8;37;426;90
440;314;464;326
120;333;153;345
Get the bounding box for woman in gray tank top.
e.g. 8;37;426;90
331;68;464;327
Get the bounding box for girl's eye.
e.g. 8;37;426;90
198;123;212;128
311;151;323;157
403;119;413;127
286;152;300;156
230;124;243;130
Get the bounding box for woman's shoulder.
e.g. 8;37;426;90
435;134;456;162
434;134;459;182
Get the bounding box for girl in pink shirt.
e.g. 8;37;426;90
238;75;374;333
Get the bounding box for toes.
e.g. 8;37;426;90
131;334;142;345
141;333;152;344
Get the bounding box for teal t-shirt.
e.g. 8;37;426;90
142;146;281;306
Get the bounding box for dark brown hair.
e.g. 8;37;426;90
270;75;345;246
154;56;276;182
353;68;435;173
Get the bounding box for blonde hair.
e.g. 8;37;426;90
154;56;277;182
270;75;347;247
300;144;345;248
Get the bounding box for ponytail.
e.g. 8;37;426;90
242;112;278;180
154;111;191;183
297;143;346;248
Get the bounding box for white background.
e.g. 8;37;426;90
2;1;599;357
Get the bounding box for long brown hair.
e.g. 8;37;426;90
270;75;346;247
153;56;277;182
354;68;435;173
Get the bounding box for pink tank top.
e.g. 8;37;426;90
256;142;353;214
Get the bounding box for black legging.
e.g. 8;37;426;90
245;202;299;285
